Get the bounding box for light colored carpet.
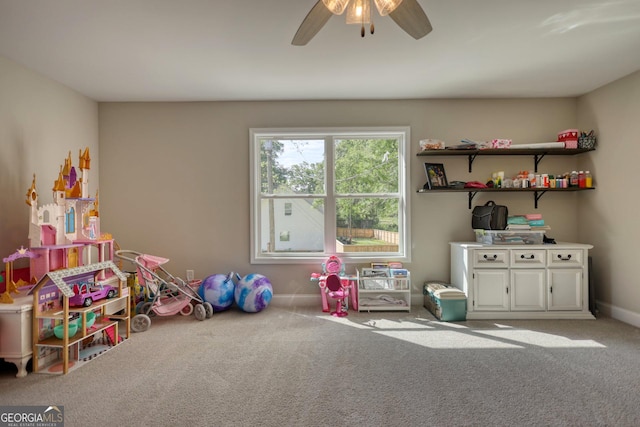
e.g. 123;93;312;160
1;305;640;427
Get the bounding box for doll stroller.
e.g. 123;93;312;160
115;250;213;332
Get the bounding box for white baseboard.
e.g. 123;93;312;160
271;294;321;307
596;300;640;328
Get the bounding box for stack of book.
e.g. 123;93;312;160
506;213;550;231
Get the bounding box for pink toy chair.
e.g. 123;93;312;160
326;274;349;317
311;255;354;315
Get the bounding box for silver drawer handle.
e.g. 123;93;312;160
557;254;572;261
483;254;498;261
520;254;535;260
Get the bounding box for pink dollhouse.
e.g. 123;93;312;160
0;147;126;377
25;148;114;282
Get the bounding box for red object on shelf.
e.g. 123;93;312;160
558;129;579;148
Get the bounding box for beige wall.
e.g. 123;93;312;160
5;51;637;324
98;98;583;300
578;70;640;326
0;56;99;266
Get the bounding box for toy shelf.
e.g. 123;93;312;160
35;319;119;348
357;268;411;312
30;261;130;375
37;293;126;319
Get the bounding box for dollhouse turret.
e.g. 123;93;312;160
24;147;114;282
79;147;91;199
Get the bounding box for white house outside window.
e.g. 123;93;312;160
250;127;411;264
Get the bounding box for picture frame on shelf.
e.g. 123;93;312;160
424;163;449;189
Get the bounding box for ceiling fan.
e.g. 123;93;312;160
292;0;432;46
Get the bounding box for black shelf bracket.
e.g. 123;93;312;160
534;190;547;209
468;191;478;209
533;153;547;172
467;153;479;172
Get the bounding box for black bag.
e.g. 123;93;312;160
472;201;508;230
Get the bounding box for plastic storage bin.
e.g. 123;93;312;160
423;282;467;322
474;229;545;245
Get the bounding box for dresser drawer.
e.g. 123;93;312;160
547;249;584;267
511;250;546;267
473;250;509;267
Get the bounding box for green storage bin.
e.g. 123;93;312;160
423;282;467;322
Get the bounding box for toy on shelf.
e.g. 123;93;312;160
115;250;213;332
69;282;117;307
310;255;358;315
1;247;38;304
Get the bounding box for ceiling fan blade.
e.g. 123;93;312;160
292;1;334;46
389;0;433;40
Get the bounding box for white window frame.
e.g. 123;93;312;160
249;127;411;264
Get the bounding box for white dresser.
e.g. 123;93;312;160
450;242;595;320
0;293;33;377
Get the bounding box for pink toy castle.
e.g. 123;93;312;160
24;148;114;283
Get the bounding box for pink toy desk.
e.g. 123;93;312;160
311;273;359;312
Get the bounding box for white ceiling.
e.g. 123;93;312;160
1;0;640;102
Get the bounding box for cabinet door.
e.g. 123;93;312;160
547;268;582;311
473;270;509;311
511;269;546;311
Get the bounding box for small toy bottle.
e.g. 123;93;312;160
570;170;578;187
560;173;565;187
578;170;585;188
585;171;593;188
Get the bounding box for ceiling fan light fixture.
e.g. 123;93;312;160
322;0;350;15
346;0;371;24
292;0;432;45
373;0;403;16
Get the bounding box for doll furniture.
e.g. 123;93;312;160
325;273;349;317
310;256;358;313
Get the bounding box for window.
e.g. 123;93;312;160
250;127;411;264
65;207;75;233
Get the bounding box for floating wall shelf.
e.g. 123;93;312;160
417;147;595;173
417;147;596;208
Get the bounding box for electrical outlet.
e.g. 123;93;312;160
186;270;195;282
